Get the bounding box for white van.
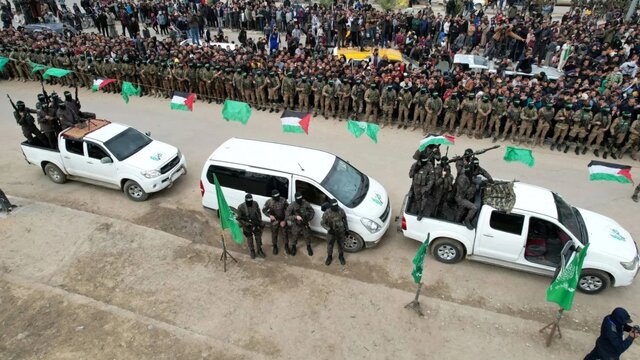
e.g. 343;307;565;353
200;138;391;252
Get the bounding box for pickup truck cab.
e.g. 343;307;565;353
400;182;639;294
20;119;187;201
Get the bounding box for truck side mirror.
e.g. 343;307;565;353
100;157;113;164
144;131;151;137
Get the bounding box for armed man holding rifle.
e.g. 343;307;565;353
285;192;315;257
238;193;266;260
262;189;289;256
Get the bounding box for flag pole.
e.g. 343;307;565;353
539;308;564;347
404;282;424;317
219;232;238;273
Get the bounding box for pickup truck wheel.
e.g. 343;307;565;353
342;231;364;253
578;270;611;295
44;163;66;184
124;180;149;201
432;239;464;264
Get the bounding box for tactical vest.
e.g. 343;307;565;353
614;119;630;134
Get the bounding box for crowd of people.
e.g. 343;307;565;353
1;0;640;163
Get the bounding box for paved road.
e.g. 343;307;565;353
1;81;639;350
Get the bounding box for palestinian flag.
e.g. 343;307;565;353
588;161;633;184
418;134;455;151
170;91;196;111
281;110;311;134
92;77;116;92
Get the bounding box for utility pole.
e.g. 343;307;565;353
626;0;638;23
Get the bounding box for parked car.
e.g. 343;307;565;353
20;119;186;201
453;54;564;80
399;181;639;294
200;138;391;252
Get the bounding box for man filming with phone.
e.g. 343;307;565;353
585;307;638;360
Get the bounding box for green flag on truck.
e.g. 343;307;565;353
546;244;590;310
213;174;244;245
411;234;430;284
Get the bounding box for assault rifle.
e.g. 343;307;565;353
446;145;500;164
7;94;17;112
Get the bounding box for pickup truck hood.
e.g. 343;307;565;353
125;140;179;171
352;177;388;223
577;208;637;261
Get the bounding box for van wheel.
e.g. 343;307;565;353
578;270;611;295
124;180;149;201
432;238;464;264
342;231;364;253
44;163;66;184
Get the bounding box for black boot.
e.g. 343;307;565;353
633;195;639;203
582;146;588;155
291;245;297;256
557;143;564;152
550;142;555;151
611;152;618;159
594;149;600;157
564;144;570;153
575;146;580;155
338;254;346;265
284;244;291;255
250;249;256;259
307;244;313;256
603;151;608;159
325;255;333;266
273;245;279;255
257;248;266;258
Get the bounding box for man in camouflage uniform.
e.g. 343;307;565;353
618;116;640;160
242;72;255;107
585;106;612;157
312;75;325;116
457;93;476;137
380;85;397;129
564;105;592;155
174;64;188;93
397;85;413;129
199;63;213;103
550;103;573;151
262;189;290;255
455;161;478;230
321;198;348;266
282;71;296;110
323;80;337;119
412;88;428;131
350;79;366;119
475;94;492;139
36;101;57;148
337;79;351;120
162;63;174;99
518;103;538;145
364;83;380;123
487;96;506;139
499;99;521;142
212;65;225;103
9;47;26;82
433;155;454;218
426;92;443;133
285;192;315;256
533;103;554;147
233;69;244;101
632;184;640;202
187;63;199;94
296;76;311;113
254;70;268;110
442;92;460;133
238;194;266;259
267;71;281;112
225;68;236;101
410;156;435;220
75;55;88;89
608;111;632;159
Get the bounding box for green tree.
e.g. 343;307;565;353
377;0;397;11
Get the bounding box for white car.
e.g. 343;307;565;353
453;54;564;80
400;182;639;294
20;119;187;201
179;39;237;50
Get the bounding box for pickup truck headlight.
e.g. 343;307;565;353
360;217;381;233
141;169;161;178
621;257;639;271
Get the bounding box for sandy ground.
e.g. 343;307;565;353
0;77;639;358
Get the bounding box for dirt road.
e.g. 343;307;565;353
1;82;639;358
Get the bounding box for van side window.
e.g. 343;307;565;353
296;180;328;206
86;142;109;160
207;165;289;197
65;139;84;155
489;211;525;235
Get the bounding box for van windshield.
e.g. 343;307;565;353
321;158;369;208
553;193;588;245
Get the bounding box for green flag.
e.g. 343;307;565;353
222;100;252;124
0;57;9;72
347;120;379;143
503;146;535;167
213;174;244;245
411;234;430;284
121;81;141;104
30;62;48;74
42;68;73;79
546;244;590;311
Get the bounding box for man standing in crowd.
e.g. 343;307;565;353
321;198;347;266
238;194;265;260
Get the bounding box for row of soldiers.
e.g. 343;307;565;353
237;190;348;266
409;145;495;230
11;89;95;148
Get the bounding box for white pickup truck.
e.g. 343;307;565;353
399;182;639;294
20;119;187;201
